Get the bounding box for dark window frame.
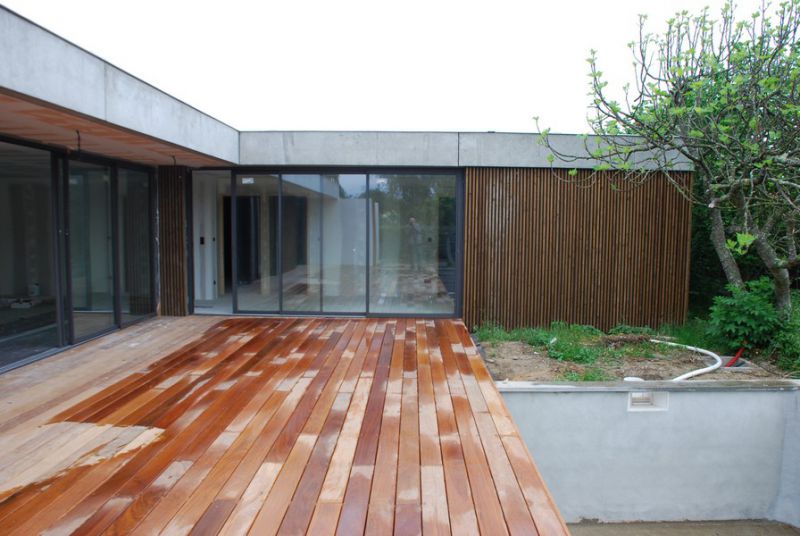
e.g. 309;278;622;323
189;166;464;319
0;135;157;373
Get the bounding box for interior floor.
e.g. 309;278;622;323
195;265;456;315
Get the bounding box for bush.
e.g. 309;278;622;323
773;295;800;376
708;277;780;351
547;339;600;364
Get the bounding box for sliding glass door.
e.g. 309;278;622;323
118;168;154;324
322;175;367;313
281;175;322;313
0;139;156;371
0;141;59;368
235;174;280;312
68;161;115;340
368;174;458;315
191;170;460;317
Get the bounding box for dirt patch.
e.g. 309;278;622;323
480;340;780;382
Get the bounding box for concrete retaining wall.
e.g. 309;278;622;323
499;381;800;527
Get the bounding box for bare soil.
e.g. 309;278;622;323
479;340;783;382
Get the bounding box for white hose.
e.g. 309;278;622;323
649;339;723;381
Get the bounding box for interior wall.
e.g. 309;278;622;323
192;175;218;301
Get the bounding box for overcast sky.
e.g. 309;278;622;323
4;0;764;133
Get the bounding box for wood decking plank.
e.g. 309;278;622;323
364;320;405;535
425;321;480;536
46;320;307;535
336;320;397;535
0;316;566;536
109;320;325;535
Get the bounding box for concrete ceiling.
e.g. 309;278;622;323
0;89;231;168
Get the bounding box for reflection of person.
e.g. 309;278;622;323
407;217;423;272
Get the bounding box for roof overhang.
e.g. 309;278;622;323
0;88;231;167
0;5;692;172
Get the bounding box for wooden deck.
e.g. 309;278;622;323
0;317;568;535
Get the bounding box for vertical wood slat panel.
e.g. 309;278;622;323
157;165;189;316
463;168;693;331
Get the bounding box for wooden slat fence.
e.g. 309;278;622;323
157;165;189;316
463;167;693;331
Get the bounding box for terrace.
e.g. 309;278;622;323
0;316;567;535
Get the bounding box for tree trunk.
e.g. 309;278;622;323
753;234;793;315
709;205;744;288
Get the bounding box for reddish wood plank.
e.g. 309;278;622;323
0;317;569;536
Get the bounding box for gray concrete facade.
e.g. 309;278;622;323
239;131;693;170
499;381;800;527
1;6;692;171
0;6;239;163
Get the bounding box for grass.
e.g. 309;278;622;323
657;317;727;351
474;320;688;378
475;295;800;379
473;324;552;346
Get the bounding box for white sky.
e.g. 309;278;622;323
4;0;764;133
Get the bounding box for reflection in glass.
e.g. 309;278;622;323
0;141;58;367
368;174;457;314
118;168;152;323
69;161;115;339
281;175;322;312
192;171;233;314
322;175;367;313
235;174;280;312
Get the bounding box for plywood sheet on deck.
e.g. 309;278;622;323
0;317;568;535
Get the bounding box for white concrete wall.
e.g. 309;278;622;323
499;382;800;527
192;176;219;301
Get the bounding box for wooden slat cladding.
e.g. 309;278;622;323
157;165;189;316
464;168;693;331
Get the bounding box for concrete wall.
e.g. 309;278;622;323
0;6;692;171
0;6;239;163
499;381;800;527
239;131;694;170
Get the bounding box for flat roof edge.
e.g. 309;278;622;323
239;131;694;171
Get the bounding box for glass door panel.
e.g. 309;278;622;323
192;171;233;314
235;174;280;312
69;161;115;340
321;174;367;313
281;175;322;313
118;168;152;324
0;141;59;368
368;174;457;315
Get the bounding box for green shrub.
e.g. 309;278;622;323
514;328;552;346
473;323;513;342
709;277;780;351
773;296;800;377
547;339;600;364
